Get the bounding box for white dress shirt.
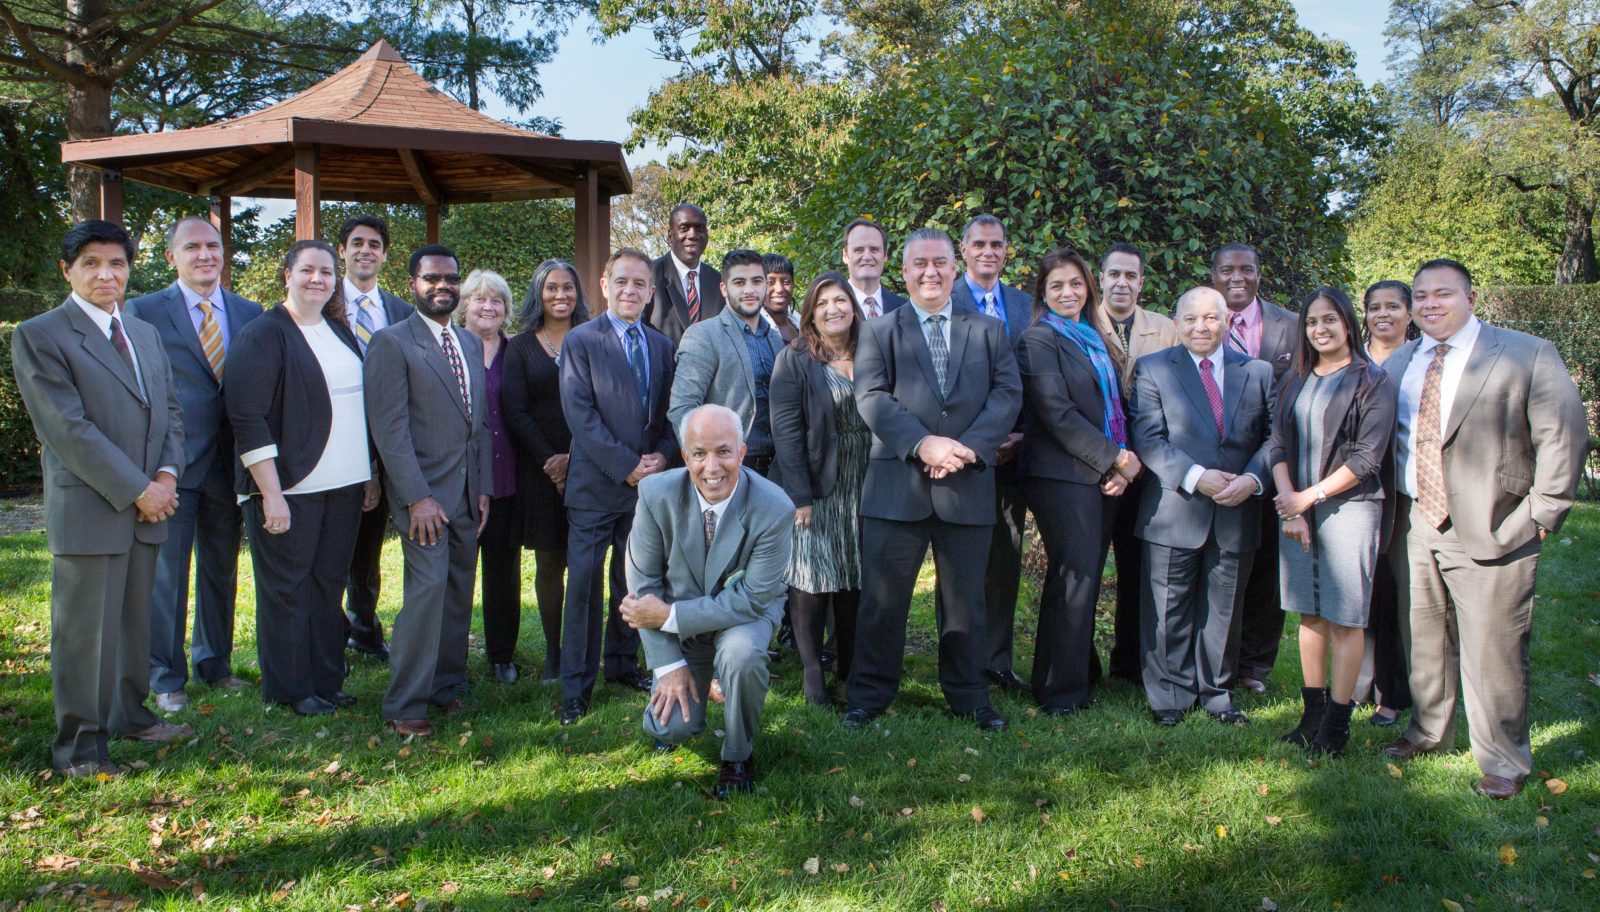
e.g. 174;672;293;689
1179;348;1262;495
1396;316;1482;498
671;252;703;305
343;278;391;331
72;294;179;478
653;476;741;677
850;280;884;319
421;317;471;409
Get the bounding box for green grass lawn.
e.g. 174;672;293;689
1;507;1597;911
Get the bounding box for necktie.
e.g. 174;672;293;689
196;299;225;379
439;326;471;415
983;291;998;318
686;270;700;323
354;295;377;353
703;507;717;551
863;295;878;319
626;325;649;409
1416;343;1453;529
926;313;950;393
1199;357;1224;437
109;315;142;400
1228;313;1249;355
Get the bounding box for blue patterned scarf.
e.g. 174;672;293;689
1041;311;1128;447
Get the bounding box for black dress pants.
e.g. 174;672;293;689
478;493;524;665
1107;474;1148;680
1235;509;1283;681
560;506;642;703
1026;477;1112;711
344;490;390;650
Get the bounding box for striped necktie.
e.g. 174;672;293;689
354;295;377;353
1228;313;1249;355
685;270;700;323
439;326;471;415
196;299;225;379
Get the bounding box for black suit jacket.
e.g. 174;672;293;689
645;254;724;345
854;302;1021;524
768;343;844;507
1015;324;1122;486
560;316;679;514
224;305;365;496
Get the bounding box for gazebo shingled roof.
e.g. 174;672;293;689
60;40;627;302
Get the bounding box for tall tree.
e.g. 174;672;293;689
395;0;589;113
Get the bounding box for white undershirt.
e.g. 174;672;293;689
241;322;370;495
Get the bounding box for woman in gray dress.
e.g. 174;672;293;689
1272;286;1398;756
769;271;867;705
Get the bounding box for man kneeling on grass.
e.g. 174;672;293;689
619;404;795;797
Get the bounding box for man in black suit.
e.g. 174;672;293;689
948;214;1033;693
338;215;414;663
558;248;680;723
843;228;1022;732
842;218;907;320
1209;242;1297;695
645;204;724;345
127;216;263;712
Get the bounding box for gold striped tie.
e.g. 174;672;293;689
197;299;225;379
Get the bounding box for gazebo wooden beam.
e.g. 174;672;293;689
210;196;233;287
99;168;123;225
294;144;321;241
205;146;297;197
491;154;579;189
572;166;610;314
398;149;443;207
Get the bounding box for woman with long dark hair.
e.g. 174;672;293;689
1016;248;1142;715
768;271;867;705
502;259;591;682
227;240;375;715
1273;286;1398;755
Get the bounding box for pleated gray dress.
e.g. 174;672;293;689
785;365;868;593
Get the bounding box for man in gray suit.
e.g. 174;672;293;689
127;216;262;711
621;405;794;796
12;220;194;777
364;244;492;737
1210;242;1297;695
1380;259;1586;799
949;214;1033;693
669;249;785;476
1129;286;1274;727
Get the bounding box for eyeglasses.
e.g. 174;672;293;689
419;273;462;285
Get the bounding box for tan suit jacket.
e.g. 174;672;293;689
1093;303;1178;386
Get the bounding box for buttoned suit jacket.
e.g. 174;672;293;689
668;304;785;440
646;254;725;345
11;300;185;555
854;301;1022;525
1383;324;1587;561
1129;345;1273;553
625;467;795;670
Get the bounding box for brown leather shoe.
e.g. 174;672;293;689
56;760;121;779
714;756;756;798
118;721;195;743
1382;737;1431;760
386;718;435;737
1473;774;1523;800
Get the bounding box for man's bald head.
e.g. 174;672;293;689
1174;286;1227;357
682;404;746;504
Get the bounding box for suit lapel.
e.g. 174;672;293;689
66;301;145;403
899;305;943;396
721;310;757;399
1443;327;1502;445
163;284;217;382
679;476;708;591
945;308;973;392
1173;348;1218;440
409;315;470;422
1222;351;1245;435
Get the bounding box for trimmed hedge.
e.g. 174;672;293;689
0;287;53;324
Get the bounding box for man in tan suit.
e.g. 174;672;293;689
11;220;194;778
1381;258;1586;799
1093;242;1178;681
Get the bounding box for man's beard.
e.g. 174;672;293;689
415;290;458;317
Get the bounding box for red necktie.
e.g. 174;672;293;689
1199;357;1224;436
686;270;700;323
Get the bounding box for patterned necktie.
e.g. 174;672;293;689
109;315;141;399
439;326;470;414
983;291;998;319
686;269;700;323
863;295;878;319
1416;343;1453;529
703;507;717;551
926;313;950;393
196;299;225;379
1228;313;1249;355
626;325;649;409
1199;357;1224;437
354;295;377;354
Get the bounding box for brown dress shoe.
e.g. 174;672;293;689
1473;775;1523;800
118;721;195;743
714;756;756;798
56;760;121;779
386;719;435;737
1382;737;1430;760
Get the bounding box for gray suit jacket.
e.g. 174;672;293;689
364;313;491;524
11;300;185;555
1384;323;1587;561
625;467;795;670
1129;345;1274;552
126;282;262;489
668;305;784;439
1256;298;1298;380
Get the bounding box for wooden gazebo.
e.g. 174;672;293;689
60;40;629;297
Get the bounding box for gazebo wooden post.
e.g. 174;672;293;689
425;204;441;244
210;196;233;287
573;165;606;314
293;144;321;241
99;167;123;225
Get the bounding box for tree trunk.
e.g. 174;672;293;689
1555;198;1599;285
65;0;113;222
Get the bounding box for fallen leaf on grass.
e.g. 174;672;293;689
370;845;390;858
1387;763;1404;779
1262;900;1278;911
623;876;641;890
387;892;414;909
323;760;341;774
899;807;916;816
1500;844;1518;866
1535;816;1550;828
1216;826;1227;839
397;746;413;758
1257;785;1269;796
833;863;850;873
1545;778;1568;795
803;857;820;875
957;774;972;783
598;852;615;867
196;703;216;715
270;881;296;902
129;860;181;889
441;881;461;894
1582;869;1596;880
849;796;863;807
824;766;845;775
971;806;987;824
34;854;81;872
1265;816;1282;826
1441;900;1464;912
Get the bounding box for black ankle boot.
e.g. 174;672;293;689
1309;699;1355;756
1281;686;1329;748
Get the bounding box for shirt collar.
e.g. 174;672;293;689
1188;346;1224;372
343;278;378;308
671;252;702;282
423;316;457;347
963;273;999;303
914;299;954;325
177;280;220;310
1420;316;1481;354
1229;297;1263;328
694;472;740;521
607;311;642;335
70;292;119;333
849;281;882;303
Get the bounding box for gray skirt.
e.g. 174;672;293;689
1278;497;1383;628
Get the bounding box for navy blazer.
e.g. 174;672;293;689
951;277;1032;345
560;316;679;514
878;289;909;314
126;283;263;489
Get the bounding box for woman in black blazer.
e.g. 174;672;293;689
1271;286;1397;756
226;240;377;716
1016;248;1143;715
769;271;867;705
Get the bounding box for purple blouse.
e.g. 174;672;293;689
484;334;516;499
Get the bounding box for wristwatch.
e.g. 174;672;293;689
1314;484;1328;504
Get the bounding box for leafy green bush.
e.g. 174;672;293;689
0;287;55;324
0;323;41;490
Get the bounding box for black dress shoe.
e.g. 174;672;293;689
1209;708;1251;726
652;738;676;753
558;698;587;726
1369;707;1400;727
329;691;357;707
985;669;1030;693
1233;676;1267;695
608;671;653;693
1041;703;1090;718
493;663;519;685
971;707;1009;732
289;695;335;716
714;757;756;797
1151;709;1185;727
840;707;880;729
348;639;390;663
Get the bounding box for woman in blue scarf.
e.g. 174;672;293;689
1015;248;1144;715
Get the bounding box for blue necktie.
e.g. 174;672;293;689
626;325;649;409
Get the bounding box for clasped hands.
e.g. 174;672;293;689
1099;449;1144;497
1196;468;1256;507
1274;487;1319;553
919;436;977;479
626;452;667;486
134;472;178;523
